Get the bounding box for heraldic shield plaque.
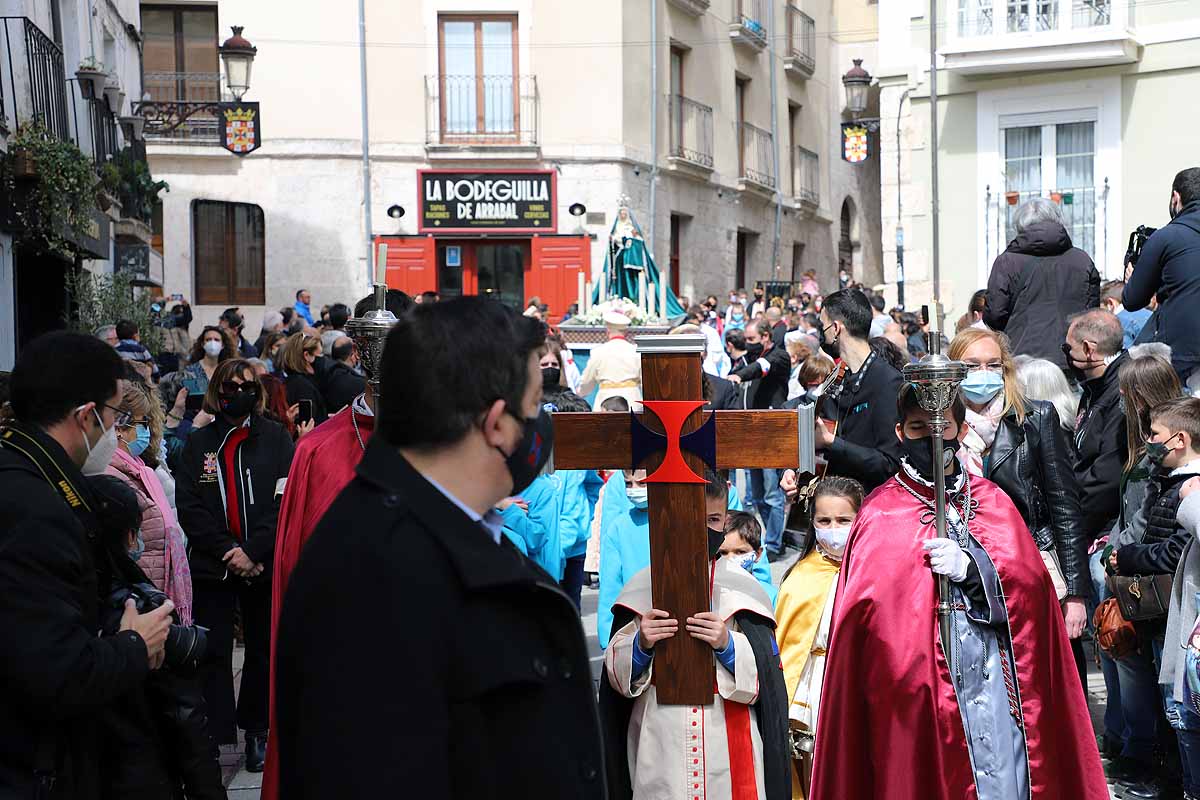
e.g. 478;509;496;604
219;102;261;156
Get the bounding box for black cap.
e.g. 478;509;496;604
88;474;142;538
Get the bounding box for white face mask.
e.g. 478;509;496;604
815;526;852;560
627;485;648;509
726;552;757;572
203;340;223;358
81;407;119;476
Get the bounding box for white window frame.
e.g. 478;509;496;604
975;76;1122;286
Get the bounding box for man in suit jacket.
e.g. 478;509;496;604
275;297;604;800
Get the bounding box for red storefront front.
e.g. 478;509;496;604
378;169;590;322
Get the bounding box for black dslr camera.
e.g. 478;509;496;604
1126;225;1159;268
105;581;208;672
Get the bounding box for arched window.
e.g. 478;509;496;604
839;199;854;279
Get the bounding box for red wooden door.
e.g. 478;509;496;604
529;235;590;323
380;236;436;296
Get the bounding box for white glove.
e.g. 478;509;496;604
922;538;970;583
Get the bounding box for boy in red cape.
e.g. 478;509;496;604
809;385;1107;800
261;289;410;799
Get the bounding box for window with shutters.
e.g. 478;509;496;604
193;200;265;305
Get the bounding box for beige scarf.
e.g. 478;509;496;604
959;395;1005;477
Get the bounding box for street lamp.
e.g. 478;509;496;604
842;59;872;116
219;26;257;102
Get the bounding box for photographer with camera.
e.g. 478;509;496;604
0;332;175;799
175;359;293;773
89;474;225;799
1124;167;1200;382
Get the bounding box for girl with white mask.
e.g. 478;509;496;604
773;476;863;798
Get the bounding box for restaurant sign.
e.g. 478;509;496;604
418;170;556;234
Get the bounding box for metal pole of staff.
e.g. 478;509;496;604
902;307;967;672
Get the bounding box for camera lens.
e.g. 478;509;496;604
164;624;208;671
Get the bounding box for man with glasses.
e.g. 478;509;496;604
1064;309;1128;556
0;332;176;799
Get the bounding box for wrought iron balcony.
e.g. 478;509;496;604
730;0;769;51
134;71;223;143
785;6;816;77
666;0;711;16
669;94;714;169
739;122;775;190
425;74;538;147
0;16;70;141
793;146;819;206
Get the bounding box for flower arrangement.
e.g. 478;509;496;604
563;298;666;327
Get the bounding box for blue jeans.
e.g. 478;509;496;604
1151;630;1200;794
1091;550;1128;749
1116;642;1167;765
748;468;785;553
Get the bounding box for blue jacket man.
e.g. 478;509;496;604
1124;168;1200;380
293;290;315;326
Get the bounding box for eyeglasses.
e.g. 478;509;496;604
219;380;256;395
963;361;1004;372
98;403;132;428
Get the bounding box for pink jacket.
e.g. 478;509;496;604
106;448;194;625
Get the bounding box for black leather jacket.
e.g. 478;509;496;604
985;399;1089;598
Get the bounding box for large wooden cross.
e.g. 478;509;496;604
553;334;813;705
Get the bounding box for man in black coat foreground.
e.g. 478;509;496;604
1064;309;1129;545
275;297;605;799
0;333;175;799
985;197;1100;369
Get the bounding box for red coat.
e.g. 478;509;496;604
262;405;373;800
809;473;1107;800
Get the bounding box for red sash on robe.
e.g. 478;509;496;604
808;474;1107;800
262;406;373;800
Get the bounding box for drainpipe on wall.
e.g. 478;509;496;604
357;0;375;289
768;1;782;277
896;88;910;308
648;0;660;315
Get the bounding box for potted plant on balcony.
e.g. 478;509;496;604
114;148;168;227
103;76;123;113
3;120;101;255
75;56;107;101
96;160;120;213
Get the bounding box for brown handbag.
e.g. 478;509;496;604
1093;598;1138;660
1110;574;1175;622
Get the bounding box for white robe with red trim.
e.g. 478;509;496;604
604;559;774;800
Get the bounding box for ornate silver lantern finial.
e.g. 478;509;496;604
345;281;398;404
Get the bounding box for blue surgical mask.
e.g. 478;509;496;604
127;424;151;458
627;485;648;509
129;530;145;561
263;358;274;374
960;370;1005;404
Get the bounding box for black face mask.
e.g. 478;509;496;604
218;386;259;418
820;323;840;359
541;366;561;390
708;527;725;560
902;434;961;481
745;342;764;361
497;407;555;495
1061;342;1103;383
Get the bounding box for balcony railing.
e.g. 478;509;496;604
137;71;222;142
785;6;816;76
730;0;769;49
425;74;538;147
0;16;70;141
669;94;714;169
955;0;1131;37
794;146;819;205
739;122;774;189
